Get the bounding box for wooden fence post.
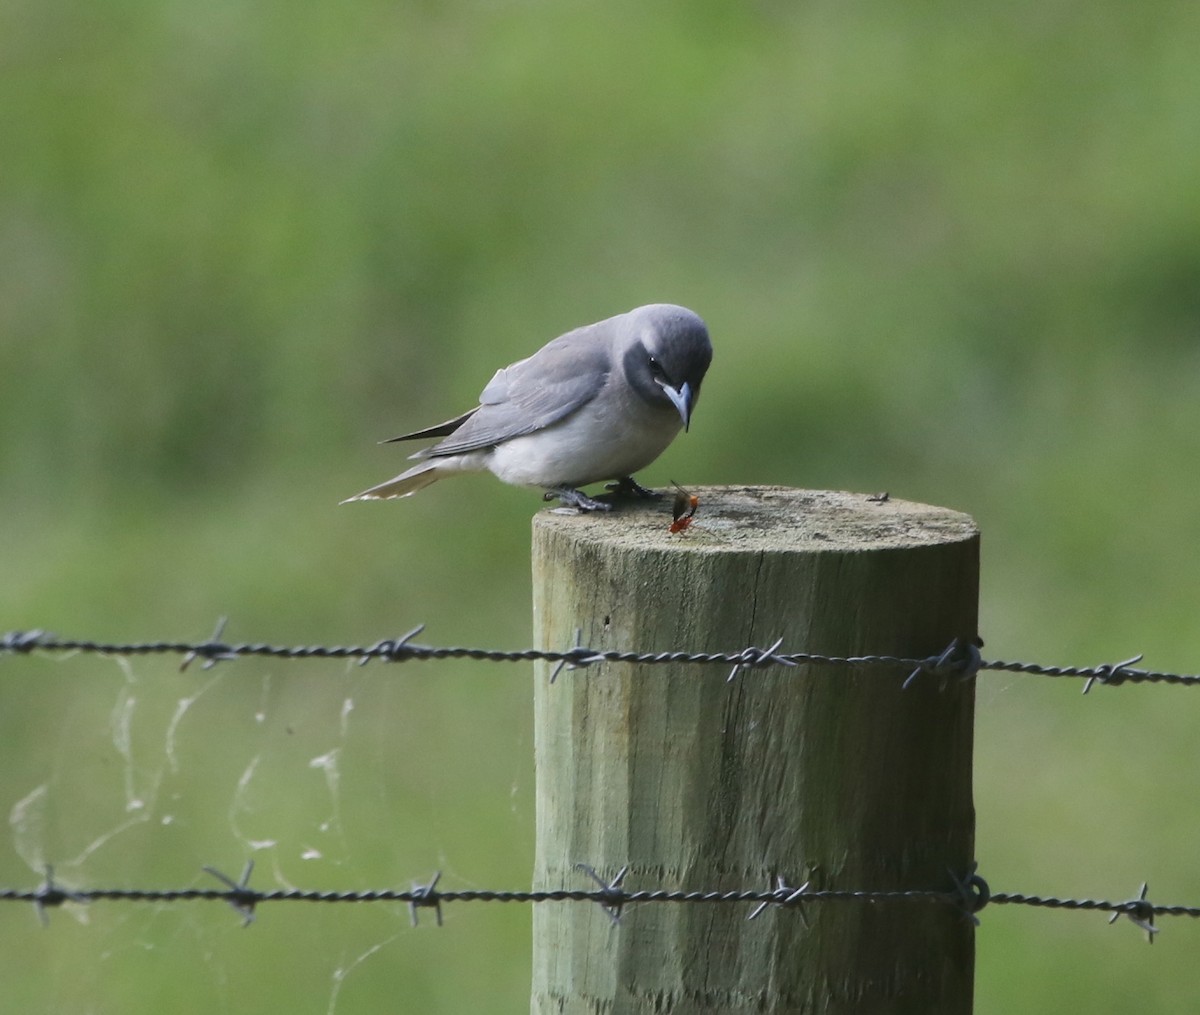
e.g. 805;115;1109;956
530;487;979;1014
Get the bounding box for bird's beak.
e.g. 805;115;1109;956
659;380;694;431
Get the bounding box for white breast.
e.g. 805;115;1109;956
485;391;682;489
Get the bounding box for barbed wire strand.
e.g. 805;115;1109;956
2;627;1196;689
3;866;1191;942
2;628;1193;944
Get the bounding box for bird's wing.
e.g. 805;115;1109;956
380;408;478;444
416;329;611;458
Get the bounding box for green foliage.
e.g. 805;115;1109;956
2;1;1199;1011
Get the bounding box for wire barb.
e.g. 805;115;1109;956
575;864;629;924
1;629;47;656
408;872;444;927
180;616;237;672
32;865;84;926
1107;882;1159;943
747;875;811;925
727;637;796;682
1081;654;1146;695
358;624;427;666
548;629;604;684
903;637;984;690
203;861;259;927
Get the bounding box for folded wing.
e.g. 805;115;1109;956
413;328;611;459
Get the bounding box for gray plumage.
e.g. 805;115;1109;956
342;304;712;510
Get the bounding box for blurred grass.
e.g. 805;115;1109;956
2;0;1200;1011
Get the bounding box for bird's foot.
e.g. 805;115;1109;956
545;487;613;512
605;476;663;500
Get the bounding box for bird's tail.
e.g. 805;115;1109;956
340;460;443;503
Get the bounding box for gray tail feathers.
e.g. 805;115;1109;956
340;461;443;503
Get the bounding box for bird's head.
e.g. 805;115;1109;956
622;304;713;431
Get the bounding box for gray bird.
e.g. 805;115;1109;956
342;303;712;511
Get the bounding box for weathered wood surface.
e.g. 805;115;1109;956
531;487;979;1014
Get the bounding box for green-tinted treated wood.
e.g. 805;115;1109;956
531;487;978;1015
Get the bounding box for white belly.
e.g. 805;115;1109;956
486;396;683;489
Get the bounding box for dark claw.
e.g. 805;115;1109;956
605;476;662;500
549;487;613;512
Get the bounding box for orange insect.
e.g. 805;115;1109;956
669;482;699;534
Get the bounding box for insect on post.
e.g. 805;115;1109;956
668;481;698;533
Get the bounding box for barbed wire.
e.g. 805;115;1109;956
3;624;1194;957
1;624;1196;690
2;864;1186;941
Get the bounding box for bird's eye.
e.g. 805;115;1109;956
648;357;666;378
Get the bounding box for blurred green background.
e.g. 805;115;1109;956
3;0;1200;1011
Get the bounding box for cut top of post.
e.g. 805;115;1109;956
533;486;978;554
